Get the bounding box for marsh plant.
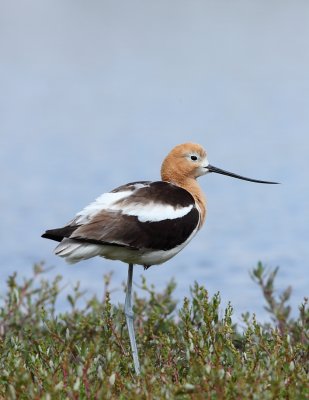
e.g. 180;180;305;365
0;263;308;399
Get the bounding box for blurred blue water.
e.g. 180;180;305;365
1;1;308;322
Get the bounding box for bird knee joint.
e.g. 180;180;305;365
125;310;134;319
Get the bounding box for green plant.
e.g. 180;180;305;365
0;262;307;399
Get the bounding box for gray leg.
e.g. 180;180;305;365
125;263;141;375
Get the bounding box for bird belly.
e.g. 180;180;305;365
100;245;183;266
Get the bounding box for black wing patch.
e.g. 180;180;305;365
115;181;195;208
42;225;79;242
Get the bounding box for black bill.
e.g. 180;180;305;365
207;165;279;184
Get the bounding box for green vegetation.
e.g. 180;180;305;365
0;263;308;399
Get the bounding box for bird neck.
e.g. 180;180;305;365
180;178;206;228
163;175;206;228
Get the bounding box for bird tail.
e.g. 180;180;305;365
55;239;102;264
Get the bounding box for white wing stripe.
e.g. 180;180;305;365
75;183;194;224
120;203;193;222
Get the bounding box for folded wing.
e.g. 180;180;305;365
42;181;200;256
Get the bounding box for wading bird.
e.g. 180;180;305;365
42;143;278;375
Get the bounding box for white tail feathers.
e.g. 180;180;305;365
55;239;102;264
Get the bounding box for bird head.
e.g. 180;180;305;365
161;142;209;182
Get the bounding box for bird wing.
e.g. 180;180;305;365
42;181;200;251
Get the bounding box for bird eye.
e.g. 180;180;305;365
190;155;198;161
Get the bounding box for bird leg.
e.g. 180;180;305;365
124;263;141;375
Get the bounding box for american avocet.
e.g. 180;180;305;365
42;142;278;374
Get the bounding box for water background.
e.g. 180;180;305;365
1;1;308;322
